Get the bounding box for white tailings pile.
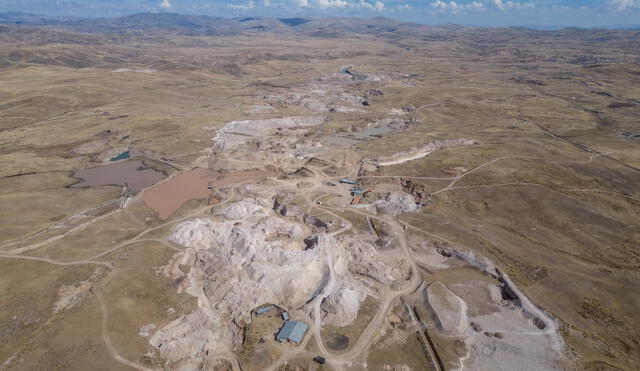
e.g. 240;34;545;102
214;198;271;219
426;282;469;335
263;73;373;114
149;197;410;369
113;68;156;73
377;138;477;166
345;236;411;287
373;191;422;216
320;283;367;327
213;116;326;151
415;245;568;371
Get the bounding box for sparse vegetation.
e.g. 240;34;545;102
0;12;639;371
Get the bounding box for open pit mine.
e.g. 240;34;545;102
2;14;639;371
125;69;571;371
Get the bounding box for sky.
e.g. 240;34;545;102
0;0;639;28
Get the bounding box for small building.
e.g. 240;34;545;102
339;178;358;185
282;311;289;321
255;305;275;315
313;356;326;364
276;321;309;344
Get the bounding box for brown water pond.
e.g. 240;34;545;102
70;160;165;193
140;168;269;220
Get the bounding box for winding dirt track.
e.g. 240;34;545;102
234;150;640;370
265;176;424;370
0;253;112;268
96;289;155;371
0;184;247;370
0;197;125;250
90;183;247;371
361;154;640;201
4;110;638;371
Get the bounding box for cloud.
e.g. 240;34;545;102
394;4;413;11
492;0;534;11
430;0;484;13
316;0;348;8
227;0;256;9
158;0;172;9
607;0;640;11
358;0;385;12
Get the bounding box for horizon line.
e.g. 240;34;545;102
1;10;639;31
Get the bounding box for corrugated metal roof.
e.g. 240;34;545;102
340;178;358;185
255;305;274;314
288;321;309;343
276;321;309;343
276;321;295;342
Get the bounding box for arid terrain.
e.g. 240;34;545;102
0;14;639;371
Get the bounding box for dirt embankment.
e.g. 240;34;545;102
376;139;477;166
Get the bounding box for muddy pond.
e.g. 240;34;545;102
140;168;270;220
70;160;166;193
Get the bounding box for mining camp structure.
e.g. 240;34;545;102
255;305;275;315
339;178;358;185
276;320;309;344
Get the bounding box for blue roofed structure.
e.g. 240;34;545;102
276;321;309;344
255;305;274;315
340;178;358;185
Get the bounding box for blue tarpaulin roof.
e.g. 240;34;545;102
340;178;358;185
255;305;274;314
276;321;309;343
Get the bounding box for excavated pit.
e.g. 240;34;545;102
142;70;570;371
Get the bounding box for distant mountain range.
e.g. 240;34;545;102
0;12;419;36
0;12;638;38
0;10;638;68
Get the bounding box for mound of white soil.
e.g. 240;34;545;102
374;191;421;216
150;197;412;368
377;138;476;166
213;116;326;151
427;281;469;336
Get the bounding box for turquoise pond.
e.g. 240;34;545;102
110;151;130;161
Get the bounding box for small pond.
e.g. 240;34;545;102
70;160;165;193
110;151;130;161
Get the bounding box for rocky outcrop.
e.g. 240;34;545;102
273;194;328;231
213;116;326;152
345;237;411;287
150;196;412;368
374;191;421;216
400;179;430;204
320;284;366;327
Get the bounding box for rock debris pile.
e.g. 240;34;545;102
212;116;326;152
373;191;422;216
376;138;477;167
262;68;383;113
149;196;411;368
